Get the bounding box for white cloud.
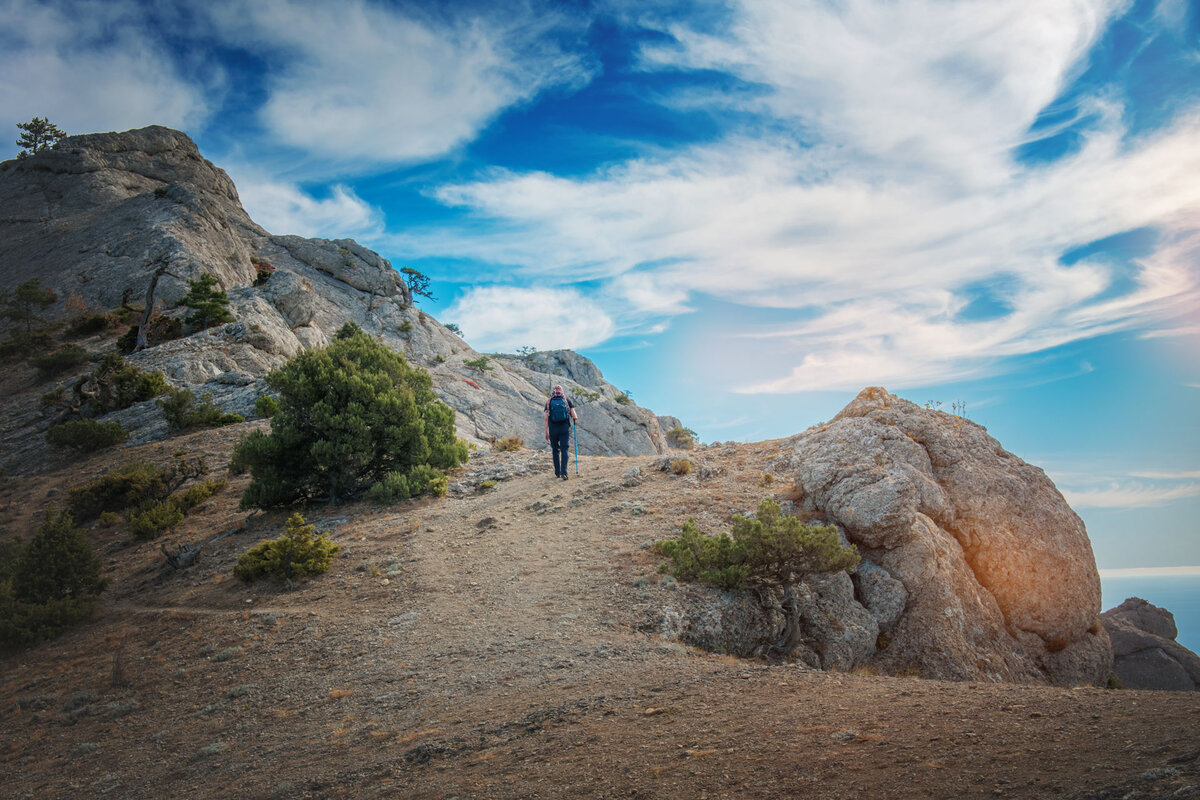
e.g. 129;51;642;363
204;0;591;163
0;0;211;156
229;170;383;239
1129;470;1200;480
442;286;615;353
1098;565;1200;577
402;1;1200;392
1061;482;1200;509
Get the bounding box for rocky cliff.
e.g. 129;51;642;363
662;387;1114;687
0;127;680;471
1103;597;1200;690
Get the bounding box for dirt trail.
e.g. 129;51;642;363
2;442;1200;800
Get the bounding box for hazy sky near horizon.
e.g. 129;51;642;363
2;0;1198;569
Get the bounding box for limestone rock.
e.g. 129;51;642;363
1102;598;1200;691
0;127;681;472
775;387;1111;686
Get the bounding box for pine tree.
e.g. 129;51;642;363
231;322;468;507
181;274;235;330
15;117;66;158
14;509;105;605
401;267;435;304
1;277;57;339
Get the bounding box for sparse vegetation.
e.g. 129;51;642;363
444;322;462;336
158;388;245;433
670;458;693;475
234;513;340;583
666;426;698;449
83;354;170;414
28;343;90;377
116;313;183;352
230;322;468;507
67;457;224;540
64;312;114;338
614;392;632;406
250;257;276;286
45;419;129;452
464;355;492;372
492;436;523;452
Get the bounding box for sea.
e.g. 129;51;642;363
1100;571;1200;654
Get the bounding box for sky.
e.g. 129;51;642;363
2;0;1198;571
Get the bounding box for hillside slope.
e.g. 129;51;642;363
1;432;1198;799
0;126;680;474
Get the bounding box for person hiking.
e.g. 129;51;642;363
544;384;578;480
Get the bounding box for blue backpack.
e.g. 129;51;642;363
549;395;570;423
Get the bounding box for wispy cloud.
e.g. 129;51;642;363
1061;482;1200;509
1098;565;1200;578
203;0;592;164
0;0;211;157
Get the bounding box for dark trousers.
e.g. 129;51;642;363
549;423;572;476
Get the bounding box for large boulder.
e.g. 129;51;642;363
746;387;1113;686
1102;598;1200;691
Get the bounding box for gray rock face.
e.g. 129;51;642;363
0;127;679;470
1103;598;1200;691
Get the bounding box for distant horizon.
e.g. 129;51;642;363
2;0;1196;570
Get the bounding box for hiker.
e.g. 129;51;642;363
544;384;578;480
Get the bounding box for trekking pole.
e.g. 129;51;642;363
573;420;579;475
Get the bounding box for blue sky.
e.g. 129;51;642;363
3;0;1198;570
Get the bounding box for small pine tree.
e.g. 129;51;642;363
13;509;105;605
181;274;234;330
2;277;57;339
234;513;340;583
15;117;66;158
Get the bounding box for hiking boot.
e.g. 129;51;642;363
561;474;568;481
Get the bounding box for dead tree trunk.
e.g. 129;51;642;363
135;260;179;351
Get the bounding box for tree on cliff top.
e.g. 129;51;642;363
16;117;66;158
231;322;468;507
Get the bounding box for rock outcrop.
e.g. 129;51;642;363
0;127;679;471
1103;598;1200;691
663;387;1112;686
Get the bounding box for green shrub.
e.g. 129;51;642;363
127;503;185;541
250;257;276;286
654;498;860;592
69;460;169;521
254;394;278;418
0;509;105;652
45;419;129;452
364;464;444;504
464;356;491;372
398;321;413;333
65;313;110;337
231;322;468;507
116;314;184;352
666;426;698;449
29;344;90;376
158;389;245;433
87;354;169;414
614;392;632;406
234;513;340;583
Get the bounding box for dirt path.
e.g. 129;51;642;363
2;445;1199;799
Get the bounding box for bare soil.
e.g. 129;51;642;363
2;429;1198;800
